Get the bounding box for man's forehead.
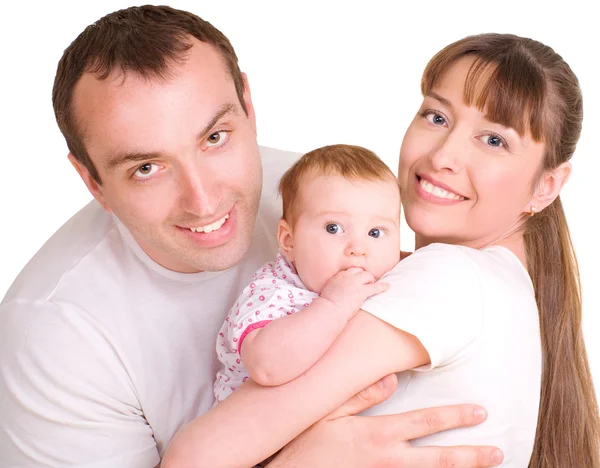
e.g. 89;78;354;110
72;40;240;155
74;39;231;102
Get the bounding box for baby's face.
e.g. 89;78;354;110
283;174;401;293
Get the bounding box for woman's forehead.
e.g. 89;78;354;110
424;55;547;142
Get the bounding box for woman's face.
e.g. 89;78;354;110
399;56;546;249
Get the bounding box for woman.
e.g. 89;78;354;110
163;33;600;467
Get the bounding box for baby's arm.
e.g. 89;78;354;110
164;310;429;468
242;267;389;386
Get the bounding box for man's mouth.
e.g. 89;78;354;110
188;214;229;233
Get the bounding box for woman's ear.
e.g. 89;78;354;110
525;161;571;213
277;219;294;262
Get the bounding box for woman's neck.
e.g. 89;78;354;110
415;227;528;269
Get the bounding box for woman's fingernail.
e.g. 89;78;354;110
474;408;487;420
492;449;504;465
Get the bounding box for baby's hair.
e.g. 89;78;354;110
278;144;399;225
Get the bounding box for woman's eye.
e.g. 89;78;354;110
134;163;159;179
325;223;343;234
480;134;506;148
206;131;228;147
368;228;383;238
423;111;447;126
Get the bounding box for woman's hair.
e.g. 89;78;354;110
278;144;399;226
422;33;599;467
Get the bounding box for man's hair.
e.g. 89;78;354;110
52;5;246;184
278;144;399;225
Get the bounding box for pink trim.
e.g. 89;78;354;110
238;320;271;353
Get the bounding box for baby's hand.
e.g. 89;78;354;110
319;267;389;319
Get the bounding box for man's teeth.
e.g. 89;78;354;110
189;214;229;233
419;178;464;200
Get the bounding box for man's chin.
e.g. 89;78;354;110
183;237;253;273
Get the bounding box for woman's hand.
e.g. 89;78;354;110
267;374;504;468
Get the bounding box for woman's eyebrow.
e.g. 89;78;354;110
425;91;453;110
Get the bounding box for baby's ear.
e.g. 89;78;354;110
277;219;295;262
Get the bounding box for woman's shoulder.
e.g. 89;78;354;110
406;243;526;273
404;243;533;296
389;243;532;293
395;243;479;276
381;244;483;300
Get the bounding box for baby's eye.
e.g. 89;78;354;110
325;223;343;234
368;228;384;238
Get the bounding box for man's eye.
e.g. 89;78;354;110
325;223;343;234
134;163;159;179
206;131;228;147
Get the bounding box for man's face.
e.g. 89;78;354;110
71;39;262;272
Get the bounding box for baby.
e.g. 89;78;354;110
214;144;401;402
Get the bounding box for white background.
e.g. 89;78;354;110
2;1;598;403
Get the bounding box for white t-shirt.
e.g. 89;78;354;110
361;243;542;467
0;146;300;468
214;249;318;402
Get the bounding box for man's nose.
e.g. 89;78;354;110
178;167;217;215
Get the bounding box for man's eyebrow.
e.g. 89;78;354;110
105;150;166;172
196;102;238;143
425;91;453;110
104;102;239;172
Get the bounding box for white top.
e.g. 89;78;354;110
0;147;300;468
361;243;542;467
214;249;318;402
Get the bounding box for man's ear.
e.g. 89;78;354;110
68;153;110;212
277;219;294;262
241;72;257;133
524;161;571;214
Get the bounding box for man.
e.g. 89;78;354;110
0;5;502;467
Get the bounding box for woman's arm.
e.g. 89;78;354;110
165;245;481;468
164;310;429;467
242;268;389;386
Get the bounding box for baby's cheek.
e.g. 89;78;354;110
377;255;400;279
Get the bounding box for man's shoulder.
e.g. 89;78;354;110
259;145;301;194
2;201;118;304
255;146;301;235
259;145;302;168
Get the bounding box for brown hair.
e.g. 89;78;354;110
278;144;399;225
422;34;599;467
52;5;246;184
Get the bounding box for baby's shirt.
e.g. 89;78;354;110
214;250;318;402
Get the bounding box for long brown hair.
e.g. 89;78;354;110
422;34;599;467
52;5;246;185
